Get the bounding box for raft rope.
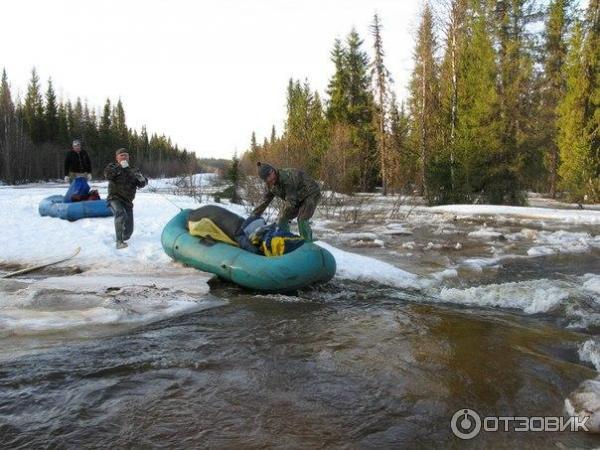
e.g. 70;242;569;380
158;193;184;211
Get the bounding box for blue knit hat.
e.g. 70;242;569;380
257;162;275;180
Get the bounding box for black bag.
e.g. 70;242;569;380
187;205;244;240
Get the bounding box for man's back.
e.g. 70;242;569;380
273;168;320;203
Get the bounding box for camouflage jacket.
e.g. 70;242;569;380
104;162;147;205
251;168;320;217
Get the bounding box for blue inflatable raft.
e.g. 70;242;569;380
161;209;336;292
39;195;113;221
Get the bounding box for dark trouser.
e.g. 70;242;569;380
278;192;321;241
109;199;134;242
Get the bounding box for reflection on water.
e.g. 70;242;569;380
1;280;599;448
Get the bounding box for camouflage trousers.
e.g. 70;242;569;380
278;192;321;241
109;199;134;243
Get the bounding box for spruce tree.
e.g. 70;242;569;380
98;99;113;165
82;102;99;172
455;1;502;203
345;29;377;191
492;0;539;204
111;99;128;148
388;95;412;193
23;68;45;144
557;0;600;202
307;91;329;175
326;38;349;123
44;78;59;143
542;0;574;197
65;100;74;137
250;131;258;160
74;98;84;136
56;102;69;146
228;151;243;204
0;69;15;182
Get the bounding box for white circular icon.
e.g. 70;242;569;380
451;408;482;440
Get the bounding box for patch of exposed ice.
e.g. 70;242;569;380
462;257;503;272
467;228;504;239
527;230;600;256
0;268;222;336
338;232;380;241
583;274;600;297
431;269;458;281
381;223;413;235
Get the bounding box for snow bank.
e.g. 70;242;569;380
317;242;424;289
430;204;600;225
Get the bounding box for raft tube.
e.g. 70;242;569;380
39;195;113;221
161;209;336;292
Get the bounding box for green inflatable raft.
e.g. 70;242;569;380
161;209;336;292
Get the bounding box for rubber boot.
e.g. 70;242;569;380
298;219;313;242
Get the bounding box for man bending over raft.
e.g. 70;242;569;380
104;148;148;249
251;162;321;242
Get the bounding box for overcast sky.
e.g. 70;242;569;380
1;0;423;159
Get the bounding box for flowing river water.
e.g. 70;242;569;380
1;202;599;448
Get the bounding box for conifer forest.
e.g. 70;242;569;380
242;0;599;205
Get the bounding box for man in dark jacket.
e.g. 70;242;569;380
104;148;148;249
64;139;92;182
251;162;321;241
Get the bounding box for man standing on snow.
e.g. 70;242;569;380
104;148;148;249
64;139;92;183
251;162;321;242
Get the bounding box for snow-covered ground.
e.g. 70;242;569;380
0;178;423;337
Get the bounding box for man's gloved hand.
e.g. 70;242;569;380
119;160;129;168
135;173;145;182
64;176;70;183
86;173;92;181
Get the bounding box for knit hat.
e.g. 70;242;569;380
257;161;274;181
115;148;129;156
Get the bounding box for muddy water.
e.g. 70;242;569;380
1;216;600;448
0;281;597;448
